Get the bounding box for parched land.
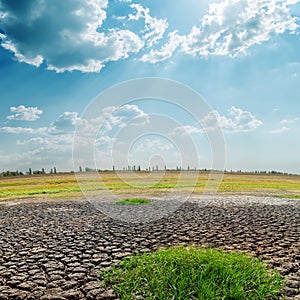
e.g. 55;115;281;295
0;173;300;299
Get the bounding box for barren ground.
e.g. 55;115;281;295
0;195;300;299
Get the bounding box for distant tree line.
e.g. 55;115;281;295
0;166;296;177
0;167;57;177
81;165;289;173
224;170;291;175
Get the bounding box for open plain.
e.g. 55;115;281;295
0;172;300;299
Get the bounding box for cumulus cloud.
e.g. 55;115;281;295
1;104;149;139
141;31;184;63
201;106;263;133
170;107;262;136
181;0;300;58
94;104;150;133
270;126;290;134
0;0;299;69
7;105;43;121
0;105;144;171
142;0;300;63
0;0;143;72
129;4;168;47
2;105;150;170
49;112;80;134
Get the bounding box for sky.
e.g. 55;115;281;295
0;0;300;174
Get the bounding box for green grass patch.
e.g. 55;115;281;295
274;194;300;199
114;198;151;205
101;246;284;300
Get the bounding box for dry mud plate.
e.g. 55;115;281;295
0;196;300;300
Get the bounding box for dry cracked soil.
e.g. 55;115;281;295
0;195;300;300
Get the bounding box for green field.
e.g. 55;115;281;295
0;171;300;201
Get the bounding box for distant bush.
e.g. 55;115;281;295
0;170;24;177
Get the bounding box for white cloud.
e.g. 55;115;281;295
96;135;115;147
0;126;46;134
1;0;299;69
270;126;290;134
2;104;149;141
2;111;83;138
280;117;299;124
171;125;203;136
0;0;143;73
1;41;43;66
94;104;150;133
17;135;74;148
141;0;300;63
2;105;150;170
201;106;263;133
49;112;80;134
181;0;300;58
7;105;43;121
129;4;169;47
134;138;175;153
141;31;184;63
17;137;48;146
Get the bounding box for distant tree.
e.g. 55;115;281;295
79;166;82;172
113;166;115;172
42;168;45;174
53;167;57;174
29;168;32;175
138;165;141;171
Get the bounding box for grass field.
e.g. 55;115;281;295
0;171;300;201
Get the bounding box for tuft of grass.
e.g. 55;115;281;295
114;198;151;205
101;246;284;300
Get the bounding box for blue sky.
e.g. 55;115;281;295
0;0;300;173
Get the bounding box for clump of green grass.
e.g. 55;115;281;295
101;246;284;300
114;198;151;205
